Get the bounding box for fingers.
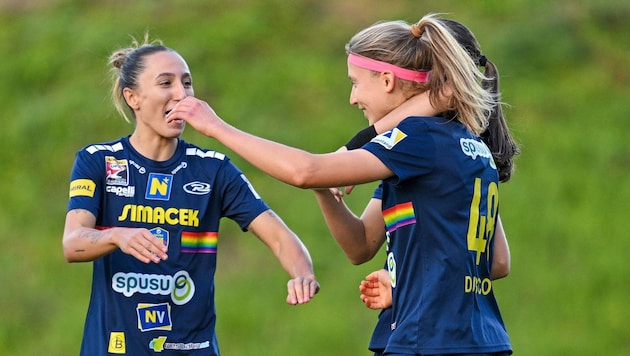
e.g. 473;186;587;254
364;270;382;281
166;96;194;123
328;187;344;203
123;229;168;264
286;277;319;305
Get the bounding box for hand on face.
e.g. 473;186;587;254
167;96;223;138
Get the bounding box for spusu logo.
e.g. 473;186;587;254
112;270;195;305
183;181;211;195
460;138;496;169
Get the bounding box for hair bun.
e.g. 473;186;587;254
410;23;423;38
110;48;134;69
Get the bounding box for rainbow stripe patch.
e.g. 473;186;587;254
383;202;416;233
181;231;217;253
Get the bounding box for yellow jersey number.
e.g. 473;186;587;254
467;178;499;265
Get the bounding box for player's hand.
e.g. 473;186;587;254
359;269;391;309
328;146;355;201
113;227;168;264
167;96;223;137
286;276;320;305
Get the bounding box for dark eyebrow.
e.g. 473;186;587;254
156;72;192;79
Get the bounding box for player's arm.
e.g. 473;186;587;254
490;214;510;280
313;190;385;265
167;97;393;189
62;209;168;264
247;209;319;305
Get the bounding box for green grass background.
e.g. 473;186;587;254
0;0;629;355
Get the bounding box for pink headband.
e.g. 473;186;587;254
348;53;430;83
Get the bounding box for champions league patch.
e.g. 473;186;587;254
371;128;407;150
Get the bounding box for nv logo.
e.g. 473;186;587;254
108;332;126;354
137;303;172;331
146;173;173;201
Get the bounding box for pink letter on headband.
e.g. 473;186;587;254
348;53;430;83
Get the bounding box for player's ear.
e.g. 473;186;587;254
381;71;396;93
123;87;140;110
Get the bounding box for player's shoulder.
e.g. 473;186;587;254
179;140;230;164
77;137;127;157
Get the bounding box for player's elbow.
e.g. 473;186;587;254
62;238;89;263
285;160;322;189
491;257;510;280
63;249;79;263
347;249;378;265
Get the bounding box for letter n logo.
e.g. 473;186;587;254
146;173;173;201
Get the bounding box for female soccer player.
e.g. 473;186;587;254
63;36;318;355
169;14;514;355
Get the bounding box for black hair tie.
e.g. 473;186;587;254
478;55;487;67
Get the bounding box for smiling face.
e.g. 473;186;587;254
347;63;404;126
124;50;194;140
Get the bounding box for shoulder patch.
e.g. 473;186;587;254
186;148;225;160
86;142;124;154
371;128;407;150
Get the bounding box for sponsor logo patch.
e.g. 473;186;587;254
108;332;126;354
149;336;211;353
146;173;173;201
112;270;195;305
137;303;172;331
460;138;496;169
69;179;96;198
183;181;211;195
371;128;407;150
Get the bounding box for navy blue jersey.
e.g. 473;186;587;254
363;116;512;355
67;136;269;355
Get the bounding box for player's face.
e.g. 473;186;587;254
347;63;398;126
130;51;194;139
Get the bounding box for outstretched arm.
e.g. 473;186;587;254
168;97;392;189
62;209;168;263
247;210;319;305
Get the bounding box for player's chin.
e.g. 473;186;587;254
166;123;186;135
164;126;184;138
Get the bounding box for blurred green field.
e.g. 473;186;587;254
0;0;629;355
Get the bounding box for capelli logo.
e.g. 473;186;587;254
183;181;211;195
